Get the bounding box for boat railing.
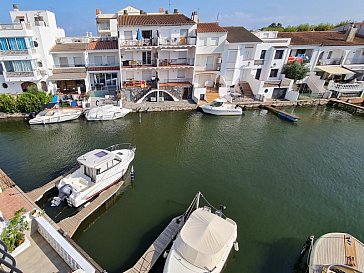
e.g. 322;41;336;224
325;264;364;273
106;143;136;152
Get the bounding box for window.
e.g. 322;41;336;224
227;50;238;63
107;56;116;65
255;69;262;80
124;31;132;40
4;60;33;72
0;37;28;51
98;22;110;30
142;51;152;65
210;37;218;46
142;30;152;39
94;56;103;66
270;69;279;78
327;51;333;59
274;50;284;59
177;70;185;78
260;50;266;60
198;38;207;46
59;57;69;67
362;50;364;56
73;57;83;67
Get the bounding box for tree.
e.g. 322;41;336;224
283;61;310;83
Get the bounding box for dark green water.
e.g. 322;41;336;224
1;106;364;273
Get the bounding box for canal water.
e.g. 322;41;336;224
0;106;364;273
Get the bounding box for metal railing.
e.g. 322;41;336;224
159;78;193;83
106;143;136;153
4;71;35;78
0;23;30;30
121;60;157;68
159;58;194;66
54;64;86;68
87;63;118;67
0;49;30;56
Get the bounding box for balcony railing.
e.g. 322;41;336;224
195;64;219;71
87;63;119;67
344;57;364;65
159;78;193;84
0;23;31;30
328;81;364;93
121;59;157;68
317;58;342;66
120;37;197;47
0;49;30;56
54;64;86;68
159;58;194;67
254;60;265;65
4;71;36;78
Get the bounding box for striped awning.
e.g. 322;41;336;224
48;72;86;81
316;66;355;75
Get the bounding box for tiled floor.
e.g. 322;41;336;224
16;232;71;273
0;187;33;220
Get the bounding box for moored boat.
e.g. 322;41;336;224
308;233;364;273
84;104;132;121
51;143;136;208
28;107;83;125
163;206;238;273
200;98;243;116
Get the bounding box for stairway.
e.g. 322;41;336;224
238;81;254;98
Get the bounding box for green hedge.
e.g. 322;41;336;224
0;92;52;113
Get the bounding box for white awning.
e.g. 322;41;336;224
174;208;237;270
316;66;355;75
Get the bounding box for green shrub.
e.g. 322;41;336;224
16;92;52;113
0;94;17;113
0;208;29;253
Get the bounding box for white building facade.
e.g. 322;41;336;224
0;4;65;94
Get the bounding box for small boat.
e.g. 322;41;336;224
84;104;132;121
51;143;136;207
28;108;83;125
163;206;238;273
308;233;364;273
200;98;243;116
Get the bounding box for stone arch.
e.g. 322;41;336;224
136;89;179;103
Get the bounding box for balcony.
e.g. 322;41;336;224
159;58;194;67
121;59;157;69
328;81;364;94
119;37;197;47
317;58;342;66
254;60;265;65
54;64;86;68
195;64;220;71
0;49;29;56
3;70;42;81
0;23;31;30
344;57;364;65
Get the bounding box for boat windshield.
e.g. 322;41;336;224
38;111;47;116
210;101;223;107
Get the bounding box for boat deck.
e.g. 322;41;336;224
124;216;183;273
310;233;364;273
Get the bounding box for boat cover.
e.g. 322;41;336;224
174;208;236;270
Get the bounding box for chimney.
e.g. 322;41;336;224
165;10;169;14
159;8;164;14
140;10;145;15
345;24;358;42
123;10;128;15
173;9;179;14
96;9;101;15
12;4;19;11
191;11;199;23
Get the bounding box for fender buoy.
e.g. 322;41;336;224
95;100;99;106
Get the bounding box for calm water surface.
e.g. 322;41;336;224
0;106;364;273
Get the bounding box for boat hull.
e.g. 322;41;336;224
29;109;83;125
85;106;132;121
201;105;243;116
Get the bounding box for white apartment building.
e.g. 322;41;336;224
0;4;65;94
279;27;364;98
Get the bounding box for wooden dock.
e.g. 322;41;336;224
262;105;300;122
329;98;364;114
58;180;125;237
123;216;183;273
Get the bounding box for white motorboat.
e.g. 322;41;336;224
200;98;243;116
85;105;132;121
51;143;136;208
28;108;83;125
164;207;238;273
308;233;364;273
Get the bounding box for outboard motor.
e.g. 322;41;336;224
26;112;36;121
51;184;73;207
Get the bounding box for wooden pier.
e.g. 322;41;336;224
328;98;364;114
123;216;183;273
262;105;300;122
58;180;125;237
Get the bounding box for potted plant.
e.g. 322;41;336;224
0;208;30;254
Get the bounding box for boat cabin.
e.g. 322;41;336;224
210;98;227;107
77;149;121;182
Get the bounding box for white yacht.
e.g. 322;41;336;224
85;105;132;121
51;144;136;208
29;108;83;125
200;98;243;116
163;207;238;273
309;233;364;273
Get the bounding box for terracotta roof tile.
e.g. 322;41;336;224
278;31;364;46
118;14;195;26
87;40;118;50
224;26;262;43
50;43;88;52
197;22;227;33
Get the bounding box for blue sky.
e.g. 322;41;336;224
0;0;363;36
